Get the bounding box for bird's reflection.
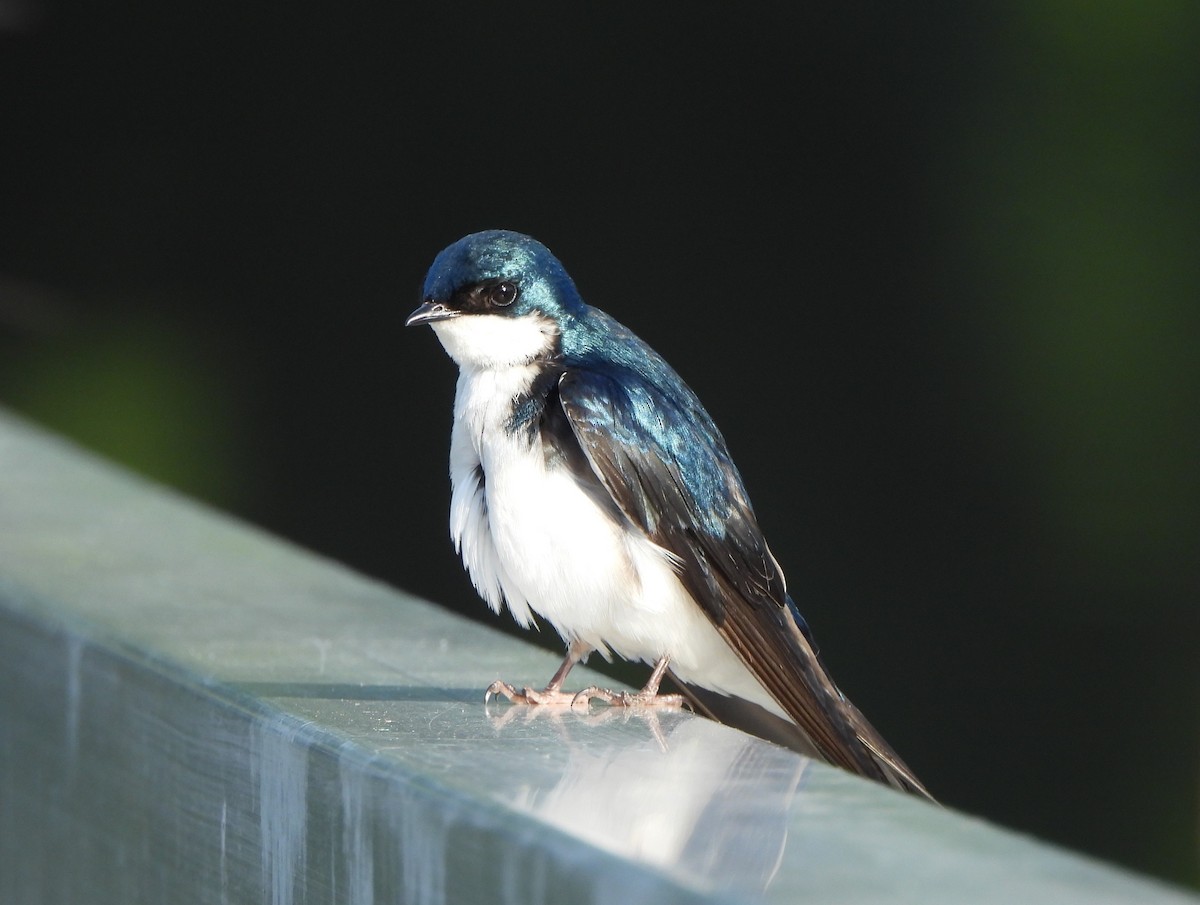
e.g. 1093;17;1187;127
487;706;808;896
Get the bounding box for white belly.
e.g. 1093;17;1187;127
445;364;782;715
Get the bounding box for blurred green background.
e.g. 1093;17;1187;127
1;1;1196;890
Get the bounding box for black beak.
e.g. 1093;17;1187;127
405;301;460;327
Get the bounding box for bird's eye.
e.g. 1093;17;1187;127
488;281;518;307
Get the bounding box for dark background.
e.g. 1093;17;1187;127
2;0;1197;890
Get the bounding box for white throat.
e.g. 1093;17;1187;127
431;313;558;371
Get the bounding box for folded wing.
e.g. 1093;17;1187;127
555;365;930;798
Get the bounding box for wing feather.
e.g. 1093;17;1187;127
557;366;930;798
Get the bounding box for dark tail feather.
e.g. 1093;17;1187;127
837;696;934;799
672;675;935;802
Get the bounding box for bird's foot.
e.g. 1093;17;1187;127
571;654;684;709
571;686;686;709
485;680;586;708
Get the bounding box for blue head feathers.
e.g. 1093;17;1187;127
421;230;586;323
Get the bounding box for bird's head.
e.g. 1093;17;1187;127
406;230;584;370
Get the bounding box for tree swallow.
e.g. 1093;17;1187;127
407;230;930;798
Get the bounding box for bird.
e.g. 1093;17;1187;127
406;229;931;798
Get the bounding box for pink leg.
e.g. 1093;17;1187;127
572;655;685;709
485;639;593;706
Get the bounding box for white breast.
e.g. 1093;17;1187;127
440;353;782;717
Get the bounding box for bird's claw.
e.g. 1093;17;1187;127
571;686;686;709
485;680;587;708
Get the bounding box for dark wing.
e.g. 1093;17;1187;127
556;366;930;798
